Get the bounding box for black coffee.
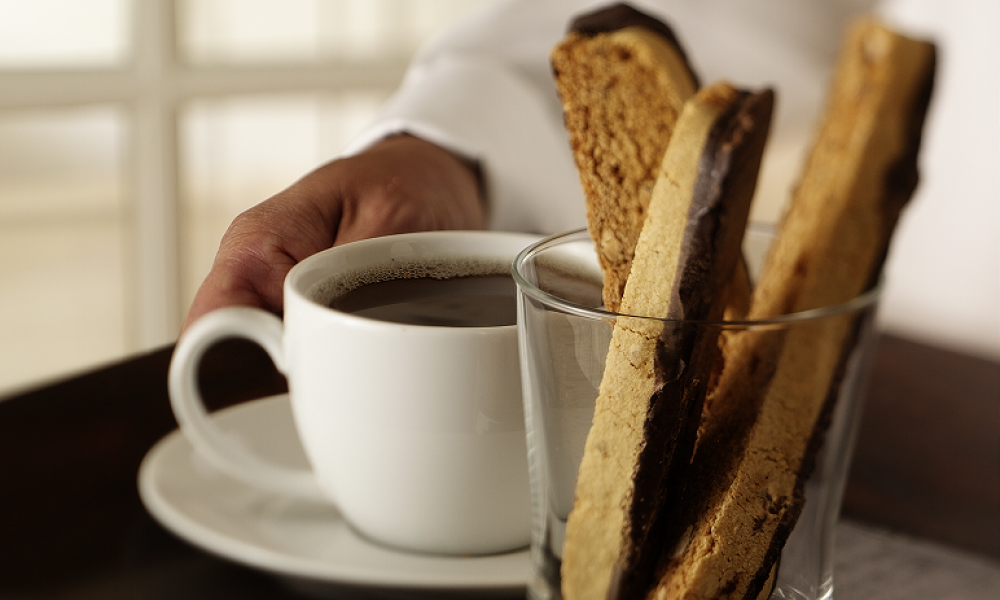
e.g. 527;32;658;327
329;275;517;327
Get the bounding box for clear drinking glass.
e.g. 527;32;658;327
512;228;880;600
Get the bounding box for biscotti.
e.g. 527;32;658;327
551;3;699;312
647;17;936;600
561;81;774;600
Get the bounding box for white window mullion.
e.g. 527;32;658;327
128;0;181;349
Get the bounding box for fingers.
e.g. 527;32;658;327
333;134;486;243
182;197;330;331
181;134;485;335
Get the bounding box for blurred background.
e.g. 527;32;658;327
0;0;997;395
0;0;482;393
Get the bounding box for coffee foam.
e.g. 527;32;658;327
308;257;511;306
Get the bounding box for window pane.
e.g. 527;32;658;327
0;107;124;219
0;106;128;393
0;0;130;68
178;90;387;308
0;223;128;394
177;0;322;64
178;0;482;65
321;0;484;60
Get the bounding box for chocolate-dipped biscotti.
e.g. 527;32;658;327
553;5;936;600
551;3;699;312
646;18;936;600
560;81;774;600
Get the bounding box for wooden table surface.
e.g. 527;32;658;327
0;333;997;598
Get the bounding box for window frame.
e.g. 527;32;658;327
0;0;410;352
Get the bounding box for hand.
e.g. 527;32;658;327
182;134;485;333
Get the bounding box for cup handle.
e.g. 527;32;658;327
168;307;325;502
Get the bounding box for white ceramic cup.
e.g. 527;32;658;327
168;230;538;555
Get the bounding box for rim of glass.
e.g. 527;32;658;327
511;227;882;327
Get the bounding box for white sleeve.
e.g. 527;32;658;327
341;53;586;235
342;0;875;235
342;0;599;235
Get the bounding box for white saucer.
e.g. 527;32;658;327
138;395;530;596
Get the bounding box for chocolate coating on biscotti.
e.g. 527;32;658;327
559;80;770;600
645;19;936;600
608;88;775;600
570;3;700;88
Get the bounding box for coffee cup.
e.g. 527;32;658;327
168;230;538;555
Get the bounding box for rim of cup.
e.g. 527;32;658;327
288;230;539;330
511;227;882;329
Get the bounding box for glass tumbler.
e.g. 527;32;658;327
512;228;880;600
